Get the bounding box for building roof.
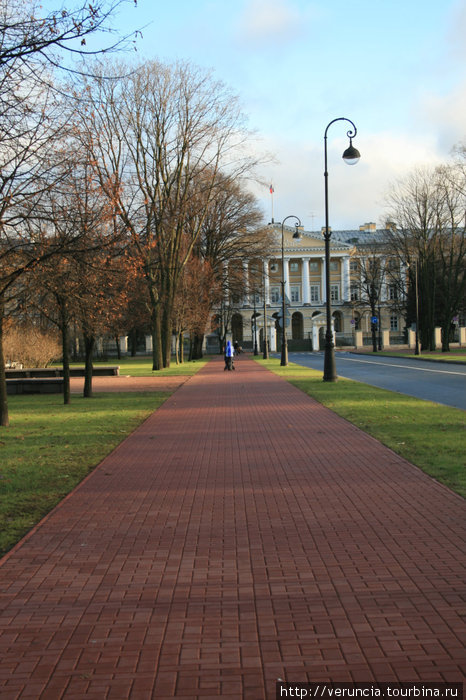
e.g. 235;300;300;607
268;222;390;255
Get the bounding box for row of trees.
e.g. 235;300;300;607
0;0;270;426
349;154;465;352
386;154;465;351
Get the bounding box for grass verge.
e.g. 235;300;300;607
256;357;465;499
70;356;209;377
356;349;466;363
0;391;170;557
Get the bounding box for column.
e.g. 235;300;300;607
284;257;290;300
379;257;386;300
119;336;128;355
302;257;310;304
242;261;249;305
263;260;270;304
342;257;350;301
321;256;326;303
222;260;229;302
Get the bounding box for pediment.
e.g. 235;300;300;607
270;228;352;254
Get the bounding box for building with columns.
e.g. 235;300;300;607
215;221;407;352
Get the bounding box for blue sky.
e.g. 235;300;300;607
65;0;466;229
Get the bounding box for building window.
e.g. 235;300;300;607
350;285;359;301
290;286;300;303
289;261;299;272
330;260;339;272
350;259;359;272
310;260;319;272
330;284;340;301
270;263;278;272
270;286;280;303
390;315;399;331
388;285;398;300
310;285;320;303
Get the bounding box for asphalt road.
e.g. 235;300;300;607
287;351;466;410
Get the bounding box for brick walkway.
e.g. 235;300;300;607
0;356;464;699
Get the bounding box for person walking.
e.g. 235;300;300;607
224;340;235;371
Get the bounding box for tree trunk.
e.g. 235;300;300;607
161;301;173;369
371;324;378;353
151;308;163;371
191;333;204;360
0;294;9;427
441;322;451;352
174;332;180;365
115;335;121;359
369;299;378;353
179;332;184;364
83;334;95;398
60;306;71;405
129;329;137;356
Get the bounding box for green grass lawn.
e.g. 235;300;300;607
358;349;466;363
256;358;466;499
2;354;464;557
0;391;172;557
69;356;209;377
1;357;210;556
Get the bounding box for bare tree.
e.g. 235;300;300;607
78;58;264;369
350;248;385;352
386;165;465;351
0;72;67;424
187;171;270;356
0;0;139;425
0;0;139;72
24;151;125;402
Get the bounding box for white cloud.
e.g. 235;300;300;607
235;0;307;45
250;129;448;232
418;81;466;152
447;0;466;62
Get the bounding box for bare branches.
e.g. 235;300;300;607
75;58;266;368
0;0;139;70
385;164;465;350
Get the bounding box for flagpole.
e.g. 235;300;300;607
270;183;274;223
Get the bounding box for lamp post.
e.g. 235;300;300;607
408;258;420;355
280;216;302;366
414;259;420;356
263;273;269;359
252;290;259;355
323;117;360;382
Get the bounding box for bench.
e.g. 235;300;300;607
6;378;64;395
6;366;120;379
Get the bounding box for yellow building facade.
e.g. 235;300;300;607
221;222;405;352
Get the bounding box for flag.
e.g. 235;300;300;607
269;184;274;194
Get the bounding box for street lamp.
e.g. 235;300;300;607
263;273;269;359
252;290;259;355
323;117;360;382
280;215;302;366
407;259;420;355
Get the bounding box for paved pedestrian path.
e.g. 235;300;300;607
0;356;464;699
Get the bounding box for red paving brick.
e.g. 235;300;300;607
0;355;465;699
